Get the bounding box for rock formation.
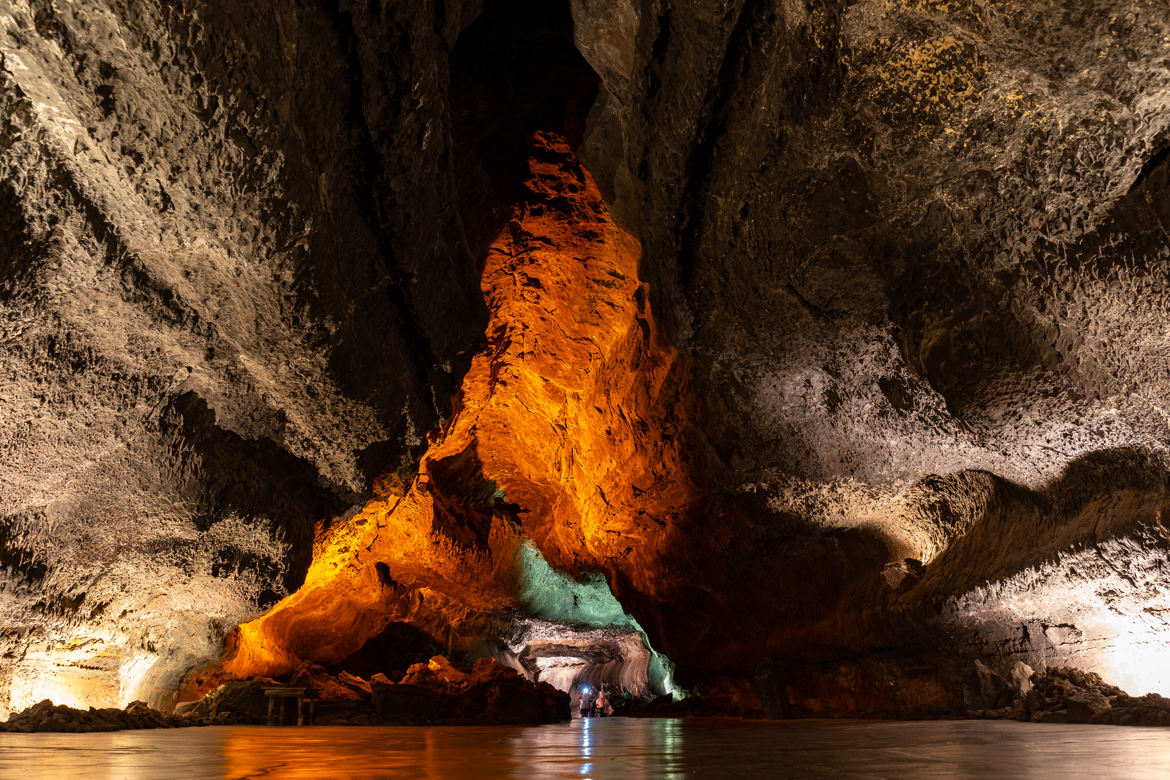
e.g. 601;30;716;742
0;698;182;732
3;654;569;729
2;0;1170;720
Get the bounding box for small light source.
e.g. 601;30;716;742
582;686;590;694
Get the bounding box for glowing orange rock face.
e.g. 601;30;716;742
461;134;695;583
221;132;694;680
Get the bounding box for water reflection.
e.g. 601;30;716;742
504;716;687;779
580;714;592;777
4;718;1170;778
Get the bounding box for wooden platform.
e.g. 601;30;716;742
264;687;321;726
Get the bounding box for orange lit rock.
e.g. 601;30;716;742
447;131;696;593
220;132;696;681
221;475;522;678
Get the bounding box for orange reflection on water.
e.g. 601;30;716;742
7;719;1170;778
220;719;676;779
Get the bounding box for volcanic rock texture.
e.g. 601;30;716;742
0;0;486;716
580;0;1170;706
3;0;1170;717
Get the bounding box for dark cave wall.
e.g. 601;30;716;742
586;0;1170;492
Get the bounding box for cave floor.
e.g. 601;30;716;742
3;717;1169;778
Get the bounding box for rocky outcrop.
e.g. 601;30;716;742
0;699;182;732
182;655;570;727
382;656;571;725
171;678;277;725
1011;668;1170;727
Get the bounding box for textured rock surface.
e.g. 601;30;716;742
0;698;182;732
0;0;485;716
3;0;1170;718
570;0;1170;702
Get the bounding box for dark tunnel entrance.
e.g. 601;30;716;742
448;0;600;258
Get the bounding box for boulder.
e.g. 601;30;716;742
963;660;1013;711
338;671;373;697
1007;662;1035;698
401;655;471;690
1064;691;1112;721
175;678;277;725
290;662;364;702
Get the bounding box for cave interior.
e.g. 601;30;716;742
2;0;1170;730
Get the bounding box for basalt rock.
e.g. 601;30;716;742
386;656;571;725
0;698;182;732
168;655;570;726
171;678;276;725
1011;667;1170;727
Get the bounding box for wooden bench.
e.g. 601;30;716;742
264;687;320;726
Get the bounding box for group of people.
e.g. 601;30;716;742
577;685;614;718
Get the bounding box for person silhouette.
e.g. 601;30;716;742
578;685;595;718
596;687;613;717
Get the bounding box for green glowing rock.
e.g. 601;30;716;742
517;542;682;698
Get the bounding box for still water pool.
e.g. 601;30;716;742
3;717;1169;779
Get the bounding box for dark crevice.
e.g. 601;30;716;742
675;0;765;289
448;0;600;260
322;2;447;423
674;0;846;294
1130;139;1170;194
0;511;50;589
0;179;41;295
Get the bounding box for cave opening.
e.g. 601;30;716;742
448;0;599;257
487;542;682;710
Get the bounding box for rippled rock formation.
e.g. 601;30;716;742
3;0;1170;719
